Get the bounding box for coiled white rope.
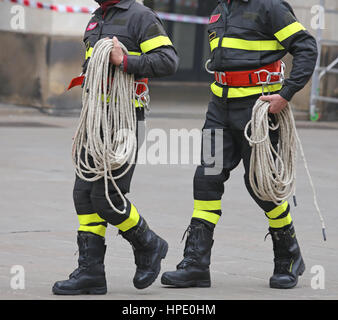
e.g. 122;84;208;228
244;99;326;240
72;38;137;215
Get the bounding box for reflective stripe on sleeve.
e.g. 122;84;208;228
274;21;306;42
140;35;173;53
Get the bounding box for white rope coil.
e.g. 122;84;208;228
245;99;326;240
72;38;137;215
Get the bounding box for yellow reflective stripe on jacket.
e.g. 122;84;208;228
194;200;221;211
140;35;173;53
78;224;106;237
192;209;221;225
86;47;93;60
128;51;142;56
115;204;140;232
210;82;282;98
210;37;285;52
268;213;292;229
78;213;106;225
274;21;306;42
265;201;289;219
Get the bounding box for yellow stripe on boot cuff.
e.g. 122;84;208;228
78;224;106;238
268;213;292;229
265;201;289;219
78;213;106;226
192;209;221;225
115;204;140;232
194;199;222;211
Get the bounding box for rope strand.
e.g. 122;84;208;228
72;38;137;215
244;99;326;241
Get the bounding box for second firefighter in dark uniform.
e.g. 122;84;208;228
52;0;178;295
161;0;318;289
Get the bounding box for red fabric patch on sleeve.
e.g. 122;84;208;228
86;22;98;31
209;14;221;24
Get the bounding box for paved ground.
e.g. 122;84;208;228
0;90;338;301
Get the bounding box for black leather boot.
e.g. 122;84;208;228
161;221;214;288
120;217;168;289
268;223;305;289
52;231;107;295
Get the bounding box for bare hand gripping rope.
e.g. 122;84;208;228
72;38;137;215
244;100;327;241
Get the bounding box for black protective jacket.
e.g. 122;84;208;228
208;0;318;101
82;0;179;80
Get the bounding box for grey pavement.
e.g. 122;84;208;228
0;90;338;300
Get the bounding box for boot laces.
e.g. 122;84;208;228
177;225;206;269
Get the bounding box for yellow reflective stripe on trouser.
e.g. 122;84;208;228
210;37;285;52
86;47;93;60
210;82;282;98
78;224;107;237
115;204;140;232
77;212;107;237
140;36;173;53
265;201;289;219
274;22;306;42
194;200;221;211
192;209;221;225
268;213;292;229
78;213;106;225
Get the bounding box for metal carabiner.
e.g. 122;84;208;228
135;81;150;111
205;59;215;75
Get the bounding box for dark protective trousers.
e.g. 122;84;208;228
192;93;292;227
73;109;145;236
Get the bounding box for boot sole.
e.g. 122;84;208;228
161;275;211;288
52;285;107;295
134;240;168;290
269;263;306;289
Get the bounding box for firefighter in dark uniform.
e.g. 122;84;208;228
162;0;318;289
52;0;178;295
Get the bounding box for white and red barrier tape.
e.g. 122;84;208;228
1;0;209;24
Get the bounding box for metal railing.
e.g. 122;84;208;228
310;0;338;121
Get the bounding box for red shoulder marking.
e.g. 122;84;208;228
86;22;98;31
209;14;221;24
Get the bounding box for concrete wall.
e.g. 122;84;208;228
0;0;337;118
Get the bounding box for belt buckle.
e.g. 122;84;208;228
254;62;285;96
215;71;227;85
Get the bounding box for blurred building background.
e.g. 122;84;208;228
0;0;337;119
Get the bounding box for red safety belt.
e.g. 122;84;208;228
67;76;148;95
214;60;283;87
